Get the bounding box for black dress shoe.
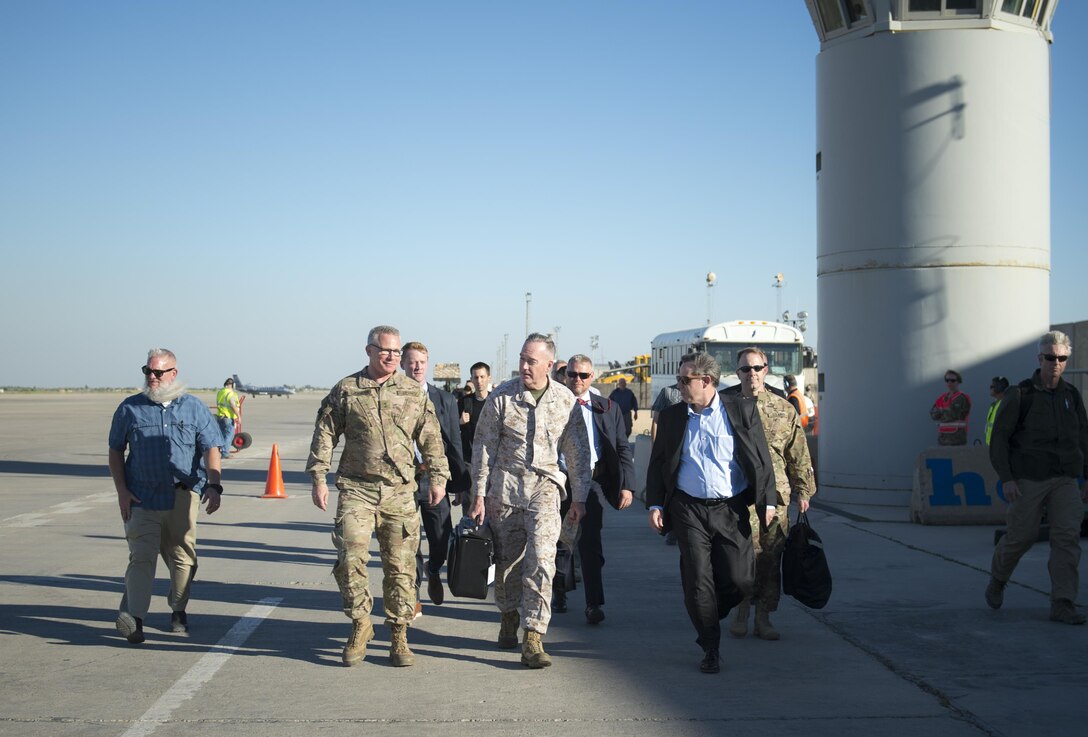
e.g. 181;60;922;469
699;648;720;674
427;571;445;605
585;605;605;625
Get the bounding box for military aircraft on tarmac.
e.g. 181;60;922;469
232;374;295;398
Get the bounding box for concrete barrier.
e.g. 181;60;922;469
910;445;1008;525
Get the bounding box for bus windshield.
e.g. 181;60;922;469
702;342;803;377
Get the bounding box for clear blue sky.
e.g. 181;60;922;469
2;2;1085;388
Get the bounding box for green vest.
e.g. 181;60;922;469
216;387;239;419
984;399;1002;445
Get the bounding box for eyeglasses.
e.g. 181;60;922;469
368;344;402;358
1041;354;1069;363
944;377;960;383
141;366;176;378
566;371;592;380
677;375;708;386
737;365;766;374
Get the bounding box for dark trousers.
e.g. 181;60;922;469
670;490;755;651
555;491;606;606
415;494;452;590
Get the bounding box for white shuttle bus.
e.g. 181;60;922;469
650;320;805;392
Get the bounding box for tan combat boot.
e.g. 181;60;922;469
729;599;750;638
497;610;520;649
389;623;415;667
342;618;374;667
521;630;552;668
754;605;781;641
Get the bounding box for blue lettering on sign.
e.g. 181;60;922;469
925;458;993;507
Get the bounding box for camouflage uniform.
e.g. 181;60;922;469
746;390;815;612
472;378;592;634
307;370;450;626
930;392;971;446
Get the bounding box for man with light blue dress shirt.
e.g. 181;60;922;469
644;351;776;674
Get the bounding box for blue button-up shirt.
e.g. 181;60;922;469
676;392;748;499
108;392;220;510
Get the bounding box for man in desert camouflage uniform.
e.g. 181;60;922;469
469;333;592;668
730;346;815;640
307;325;450;668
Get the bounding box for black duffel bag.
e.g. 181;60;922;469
781;510;832;609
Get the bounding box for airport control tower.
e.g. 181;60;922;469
805;0;1059;505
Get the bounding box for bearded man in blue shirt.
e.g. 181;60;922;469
108;348;224;644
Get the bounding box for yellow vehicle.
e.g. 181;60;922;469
597;355;650;385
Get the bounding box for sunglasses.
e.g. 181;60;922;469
142;366;176;378
566;371;592;380
677;375;708;386
945;377;960;383
738;365;766;374
1041;354;1069;363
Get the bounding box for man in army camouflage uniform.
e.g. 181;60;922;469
469;333;592;668
730;346;815;640
307;325;450;668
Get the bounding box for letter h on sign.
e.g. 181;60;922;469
925;458;992;507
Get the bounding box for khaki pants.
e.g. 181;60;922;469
332;484;419;625
120;488;199;618
991;476;1083;602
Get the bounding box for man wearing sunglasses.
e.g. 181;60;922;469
987;330;1088;625
108;349;224;645
307;325;451;667
645;351;776;673
730;347;815;641
469;333;592;668
930;369;971;445
553;355;636;625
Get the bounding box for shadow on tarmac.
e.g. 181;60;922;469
0;574;535;668
0;460;110;478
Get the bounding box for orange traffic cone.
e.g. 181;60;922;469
261;444;287;499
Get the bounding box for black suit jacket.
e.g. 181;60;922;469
587;395;637;509
427;385;469;495
644;391;775;533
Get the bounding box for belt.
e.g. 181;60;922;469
676;488;751;511
174;482;190;491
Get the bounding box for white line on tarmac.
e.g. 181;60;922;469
1;491;116;527
119;597;282;737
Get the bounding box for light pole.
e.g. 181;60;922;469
525;292;532;338
706;271;717;326
772;273;785;320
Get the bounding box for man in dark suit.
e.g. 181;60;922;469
645;351;776;674
556;355;636;624
402;342;469;613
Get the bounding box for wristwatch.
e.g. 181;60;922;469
204;483;224;494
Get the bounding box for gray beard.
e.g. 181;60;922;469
144;380;188;404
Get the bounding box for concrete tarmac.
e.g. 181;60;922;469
1;392;1085;737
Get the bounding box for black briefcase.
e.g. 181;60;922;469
447;519;494;600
